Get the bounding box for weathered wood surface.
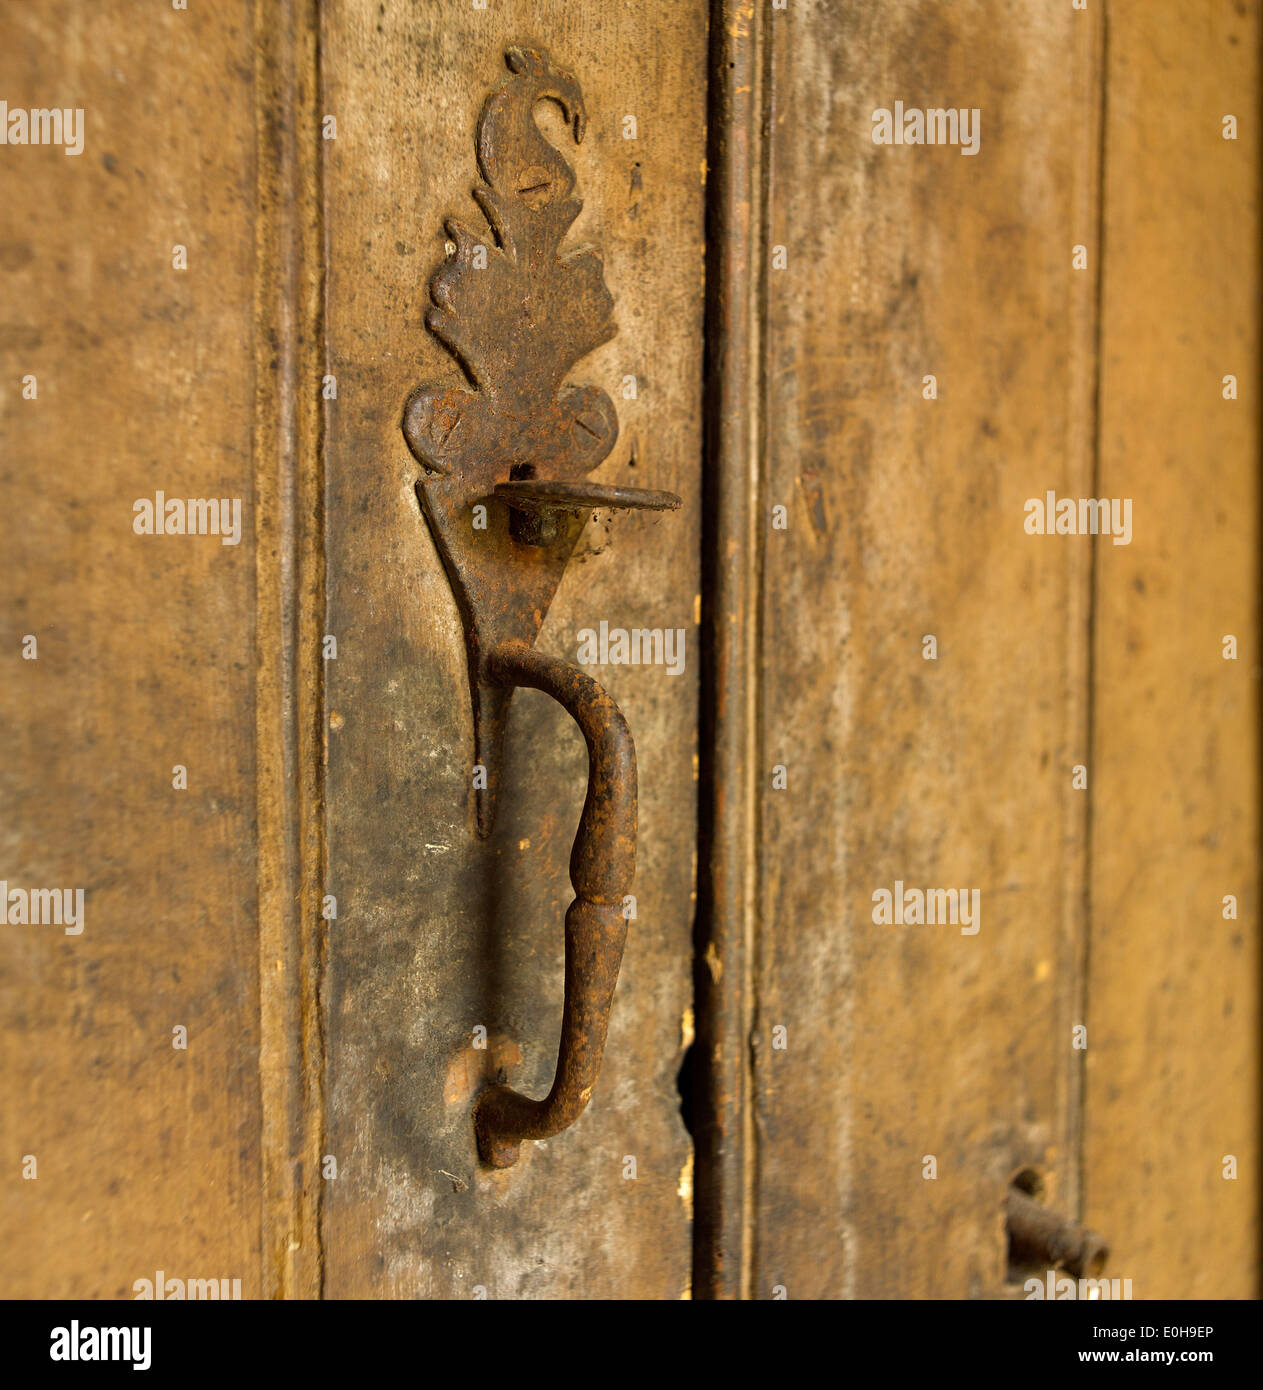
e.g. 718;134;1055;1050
0;0;267;1297
1083;0;1259;1300
318;0;706;1298
1;0;1256;1304
743;0;1103;1297
722;0;1258;1300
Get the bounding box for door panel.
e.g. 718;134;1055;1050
699;0;1259;1300
0;0;265;1298
318;0;707;1299
734;0;1101;1299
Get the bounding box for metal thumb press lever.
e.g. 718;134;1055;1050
402;45;680;1167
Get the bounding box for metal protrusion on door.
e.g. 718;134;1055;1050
493;479;681;519
1005;1186;1110;1277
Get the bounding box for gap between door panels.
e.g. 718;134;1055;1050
690;0;770;1302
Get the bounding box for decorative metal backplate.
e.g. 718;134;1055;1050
403;45;621;837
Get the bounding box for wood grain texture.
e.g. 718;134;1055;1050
1083;0;1259;1300
252;0;326;1301
2;0;1255;1305
318;0;706;1298
0;0;266;1297
748;0;1102;1297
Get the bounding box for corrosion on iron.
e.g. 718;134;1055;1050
401;45;677;1167
403;43;678;836
473;640;637;1168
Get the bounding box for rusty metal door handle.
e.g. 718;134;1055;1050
473;640;636;1167
400;45;679;1166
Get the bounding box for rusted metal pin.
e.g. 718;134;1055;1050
1005;1187;1109;1277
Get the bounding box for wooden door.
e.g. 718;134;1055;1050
695;0;1258;1300
0;0;1257;1303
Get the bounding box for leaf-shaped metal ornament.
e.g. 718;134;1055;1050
403;46;678;837
408;46;620;463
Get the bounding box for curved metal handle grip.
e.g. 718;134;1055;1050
474;638;637;1168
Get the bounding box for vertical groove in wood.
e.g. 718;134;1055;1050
695;0;768;1301
1074;2;1110;1230
748;0;776;1305
253;0;327;1301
